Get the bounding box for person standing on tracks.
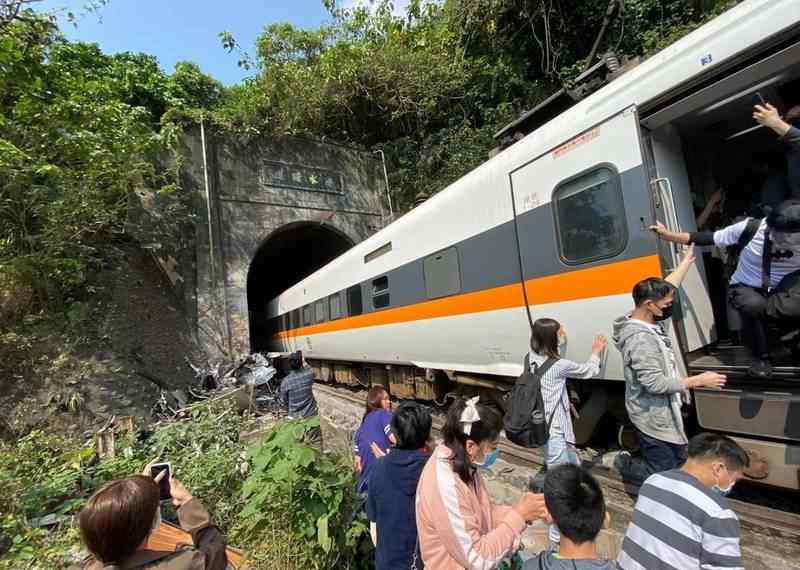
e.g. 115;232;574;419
618;432;748;570
610;246;727;477
529;317;607;547
354;386;393;497
416;397;547;570
366;402;432;570
279;351;322;446
279;351;319;419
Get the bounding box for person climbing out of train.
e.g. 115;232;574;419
617;432;748;570
651;194;800;378
416;397;548;570
753;102;800;199
354;385;393;498
366;402;432;570
607;246;728;478
528;318;607;548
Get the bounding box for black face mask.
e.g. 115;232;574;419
654;304;674;321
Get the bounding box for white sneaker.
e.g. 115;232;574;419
599;450;631;471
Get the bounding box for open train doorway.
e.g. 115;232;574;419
247;222;354;352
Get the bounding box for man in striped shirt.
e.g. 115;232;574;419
618;432;749;570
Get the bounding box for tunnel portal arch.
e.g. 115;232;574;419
247;222;355;351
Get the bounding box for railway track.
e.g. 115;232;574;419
314;383;800;541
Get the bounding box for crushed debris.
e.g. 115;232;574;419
151;353;284;421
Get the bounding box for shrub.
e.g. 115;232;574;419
233;417;371;570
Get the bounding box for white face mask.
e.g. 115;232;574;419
712;465;736;496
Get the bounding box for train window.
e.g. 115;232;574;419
302;305;312;326
347;285;363;316
424;247;461;299
372;276;390;309
553;166;627;264
329;293;342;320
291;309;300;329
315;299;327;323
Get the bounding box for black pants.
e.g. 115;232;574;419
728;284;769;359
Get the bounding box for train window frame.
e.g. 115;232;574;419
423;247;462;299
292;309;300;329
347;285;363;316
302;305;312;326
329;292;342;320
552;164;628;265
314;299;327;323
364;242;392;263
372;276;390;309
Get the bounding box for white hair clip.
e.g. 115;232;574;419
460;396;481;436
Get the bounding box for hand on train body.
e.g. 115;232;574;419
649;221;667;236
696;371;727;389
592;335;607;355
513;491;547;523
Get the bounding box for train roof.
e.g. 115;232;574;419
269;0;800;313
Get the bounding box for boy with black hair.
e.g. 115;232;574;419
367;402;432;570
524;464;617;569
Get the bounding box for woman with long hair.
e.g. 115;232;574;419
529;317;606;546
71;467;226;570
354;385;393;495
416;397;546;569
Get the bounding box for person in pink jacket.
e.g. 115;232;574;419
416;397;547;569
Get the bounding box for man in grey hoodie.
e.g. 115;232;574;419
611;245;727;477
523;464;616;570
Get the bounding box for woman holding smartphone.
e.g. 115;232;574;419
71;461;228;570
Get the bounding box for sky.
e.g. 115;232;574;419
36;0;410;86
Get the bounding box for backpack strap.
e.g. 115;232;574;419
533;357;562;433
734;217;761;254
532;356;558;378
763;226;773;293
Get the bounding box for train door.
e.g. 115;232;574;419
642;128;716;353
509;107;661;381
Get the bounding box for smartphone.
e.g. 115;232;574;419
150;462;172;500
752;91;766;107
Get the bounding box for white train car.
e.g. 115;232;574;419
267;0;800;490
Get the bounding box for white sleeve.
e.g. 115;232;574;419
713;220;748;247
560;355;601;379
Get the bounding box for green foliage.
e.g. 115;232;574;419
232;417;369;570
0;15;221;320
211;0;742;209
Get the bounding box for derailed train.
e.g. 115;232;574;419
267;0;800;490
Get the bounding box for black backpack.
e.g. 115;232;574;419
503;355;558;448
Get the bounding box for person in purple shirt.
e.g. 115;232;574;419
354;386;392;495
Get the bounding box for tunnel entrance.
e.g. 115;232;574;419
247;222;355;352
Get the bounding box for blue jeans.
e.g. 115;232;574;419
616;431;688;483
639;431;687;475
544;433;579;544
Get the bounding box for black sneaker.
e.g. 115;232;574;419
748;359;773;379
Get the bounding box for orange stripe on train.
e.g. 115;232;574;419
274;254;661;340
